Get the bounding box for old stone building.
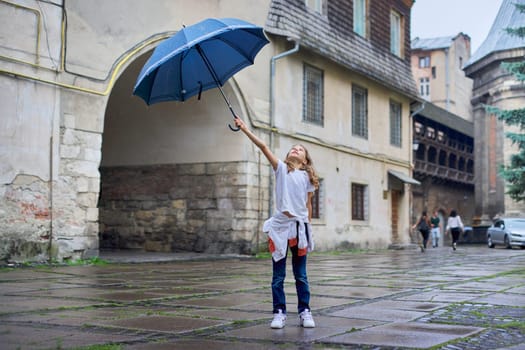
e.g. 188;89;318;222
1;0;419;263
411;103;475;241
464;0;525;223
410;33;475;236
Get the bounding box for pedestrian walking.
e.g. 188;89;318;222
234;116;319;329
446;209;464;251
430;210;441;248
412;211;430;252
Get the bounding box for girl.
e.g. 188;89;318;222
234;116;319;329
446;209;464;251
412;211;430;252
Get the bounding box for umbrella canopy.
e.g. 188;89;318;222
133;17;269;106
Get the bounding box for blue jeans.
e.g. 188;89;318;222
431;227;440;247
271;243;311;314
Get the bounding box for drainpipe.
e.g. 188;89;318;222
48;136;54;263
268;39;300;218
445;48;450;110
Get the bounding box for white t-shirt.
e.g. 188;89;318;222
447;216;464;230
273;160;315;220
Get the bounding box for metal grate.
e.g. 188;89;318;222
390;100;402;147
352;85;368;138
303;64;324;126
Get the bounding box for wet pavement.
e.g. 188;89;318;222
0;245;524;349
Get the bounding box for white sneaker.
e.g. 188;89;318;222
271;309;286;329
299;309;315;328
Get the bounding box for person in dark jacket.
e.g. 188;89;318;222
412;211;430;252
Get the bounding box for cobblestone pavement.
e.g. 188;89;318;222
0;245;524;349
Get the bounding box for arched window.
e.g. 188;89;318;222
449;153;457;169
439;150;447;166
458;157;465;171
416;144;426;160
467;159;474;174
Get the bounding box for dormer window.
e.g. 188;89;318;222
305;0;327;15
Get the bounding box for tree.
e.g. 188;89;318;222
485;3;525;201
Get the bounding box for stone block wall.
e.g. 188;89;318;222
99;161;269;255
0;175;52;263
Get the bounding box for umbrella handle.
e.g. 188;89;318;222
228;112;240;132
228;124;241;132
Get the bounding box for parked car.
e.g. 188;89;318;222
487;218;525;249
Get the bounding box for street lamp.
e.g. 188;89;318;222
412;139;420;151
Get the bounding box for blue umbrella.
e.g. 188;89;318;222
133;17;269;131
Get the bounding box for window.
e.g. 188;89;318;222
419;77;430;100
390;100;402;147
351;183;368;221
353;0;368;37
303;64;324;125
352;85;368;138
390;10;403;57
311;179;324;220
414;121;424;135
305;0;326;15
437;130;446;143
426;126;436;139
418;56;430;68
431;66;436;78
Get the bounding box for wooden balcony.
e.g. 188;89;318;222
414;160;474;185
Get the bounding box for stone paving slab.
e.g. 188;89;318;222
396;289;488;303
222;315;380;343
1;323;143;350
166;292;267;308
323;321;484;348
508;285;525;293
318;276;433;288
355;299;448;312
330;303;428;322
100;315;226;333
442;280;515;292
312;284;408;299
124;339;280;350
176;308;269;321
474;292;525;306
0;295;102;314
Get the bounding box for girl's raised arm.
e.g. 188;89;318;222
234;116;278;170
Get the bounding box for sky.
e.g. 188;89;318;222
411;0;504;54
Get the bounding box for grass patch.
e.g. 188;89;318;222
70;345;122;350
66;257;109;266
498;320;525;330
255;252;272;259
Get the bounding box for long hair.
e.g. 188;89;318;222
286;144;319;189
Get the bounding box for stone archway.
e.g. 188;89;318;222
98;50;260;254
